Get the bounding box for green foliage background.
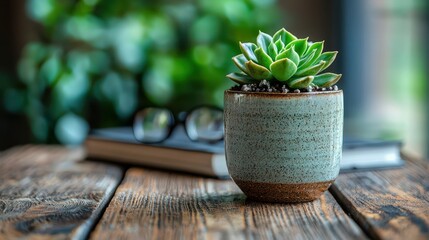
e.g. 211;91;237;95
3;0;281;144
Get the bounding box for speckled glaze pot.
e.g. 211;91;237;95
224;90;343;203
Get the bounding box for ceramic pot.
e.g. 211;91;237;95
224;90;343;203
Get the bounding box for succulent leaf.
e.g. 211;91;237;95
226;72;256;84
285;38;308;56
304;41;324;58
232;54;250;75
274;39;285;52
317;51;338;72
295;60;326;77
275;46;299;66
312;73;342;87
267;42;278;59
288;76;314;89
298;49;317;70
246;60;272;80
239;42;258;62
254;47;273;69
272;28;297;45
270;58;297;81
256;31;273;53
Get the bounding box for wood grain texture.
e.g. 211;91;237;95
0;145;123;240
331;160;429;240
91;168;365;240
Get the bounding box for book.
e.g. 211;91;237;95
340;137;404;172
85;126;404;178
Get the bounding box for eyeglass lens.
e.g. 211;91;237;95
185;107;224;142
133;108;173;143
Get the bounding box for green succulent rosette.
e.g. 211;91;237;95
227;28;342;89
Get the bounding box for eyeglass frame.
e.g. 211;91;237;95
132;105;224;144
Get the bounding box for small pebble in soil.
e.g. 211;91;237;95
333;85;338;90
259;79;270;88
241;85;252;92
294;89;300;93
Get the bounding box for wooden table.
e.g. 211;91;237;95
0;145;428;240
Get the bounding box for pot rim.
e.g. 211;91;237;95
225;89;342;97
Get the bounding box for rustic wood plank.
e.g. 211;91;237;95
0;145;123;239
331;159;429;240
91;168;366;240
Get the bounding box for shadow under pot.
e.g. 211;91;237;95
224;90;343;203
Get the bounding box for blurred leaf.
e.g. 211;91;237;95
190;15;220;44
100;72;122;102
17;59;37;84
64;16;105;43
170;57;193;83
163;3;197;26
115;76;138;119
111;15;148;72
88;50;110;74
24;42;48;63
192;45;215;65
39;54;61;85
55;112;89;145
54;72;89;109
146;14;176;50
27;0;58;24
142;68;173;106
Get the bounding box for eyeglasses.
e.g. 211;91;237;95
133;106;224;143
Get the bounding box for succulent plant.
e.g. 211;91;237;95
227;28;342;89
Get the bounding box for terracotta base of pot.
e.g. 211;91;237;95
234;179;335;203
